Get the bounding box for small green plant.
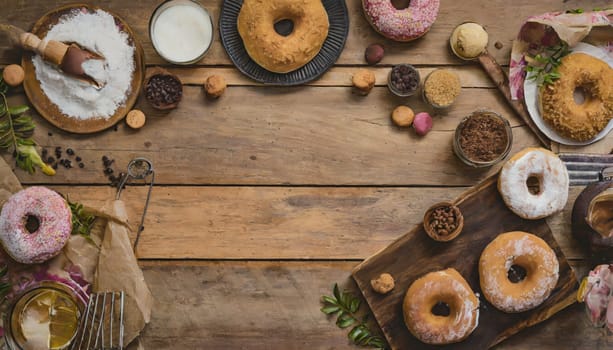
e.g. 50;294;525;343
525;43;570;87
0;75;54;175
321;283;387;349
66;197;97;245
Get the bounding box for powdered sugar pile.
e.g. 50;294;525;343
32;9;135;120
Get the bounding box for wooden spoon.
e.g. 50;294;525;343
0;24;105;88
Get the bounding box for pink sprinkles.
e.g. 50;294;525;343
363;0;440;41
0;187;72;264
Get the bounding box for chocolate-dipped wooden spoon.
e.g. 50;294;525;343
0;24;104;88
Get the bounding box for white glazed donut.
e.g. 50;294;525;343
0;187;72;264
498;148;569;219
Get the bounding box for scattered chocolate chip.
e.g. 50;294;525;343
104;168;114;175
47;156;55;164
66;148;74;156
494;41;503;49
113;125;119;132
47;132;53;136
52;163;58;170
75;156;82;162
79;163;84;168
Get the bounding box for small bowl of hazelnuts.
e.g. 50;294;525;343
423;202;464;242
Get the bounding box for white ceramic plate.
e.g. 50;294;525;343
524;42;613;146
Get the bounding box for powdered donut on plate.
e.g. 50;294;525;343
403;268;479;344
362;0;440;42
498;148;569;219
479;231;559;313
0;187;72;264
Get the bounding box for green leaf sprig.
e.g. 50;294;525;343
321;284;388;349
0;75;54;175
66;196;97;245
524;42;570;87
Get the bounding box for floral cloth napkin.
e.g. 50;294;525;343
509;9;613;101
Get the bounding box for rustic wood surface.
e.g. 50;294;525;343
0;0;612;349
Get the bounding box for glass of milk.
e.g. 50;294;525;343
149;0;214;64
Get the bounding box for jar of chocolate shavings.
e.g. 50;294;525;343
453;110;513;168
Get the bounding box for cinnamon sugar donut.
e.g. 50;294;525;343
403;268;479;344
0;187;72;264
479;231;559;313
237;0;329;74
539;53;613;142
498;148;569;219
362;0;440;42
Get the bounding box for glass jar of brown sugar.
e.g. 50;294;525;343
453;110;513;167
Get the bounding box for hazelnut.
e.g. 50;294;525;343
391;106;415;127
365;44;384;65
205;75;227;98
371;273;395;294
352;69;376;96
126;109;146;129
3;64;25;87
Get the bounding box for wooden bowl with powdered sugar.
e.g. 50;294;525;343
22;4;145;134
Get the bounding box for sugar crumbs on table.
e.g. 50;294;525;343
31;9;135;120
459;113;508;162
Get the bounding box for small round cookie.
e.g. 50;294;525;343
479;231;559;313
403;268;479;344
126;109;146;129
205;75;227;98
371;273;395;294
392;106;415;127
352;69;376;95
0;187;72;264
498;148;569;219
3;64;25;87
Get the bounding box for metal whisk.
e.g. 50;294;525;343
116;157;155;251
71;291;125;350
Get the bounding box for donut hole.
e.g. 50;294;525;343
391;0;411;10
431;301;451;317
526;175;541;195
274;19;294;37
507;264;528;283
24;214;40;234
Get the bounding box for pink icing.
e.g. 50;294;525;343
0;187;72;264
362;0;440;41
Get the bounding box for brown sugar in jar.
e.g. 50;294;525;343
453;110;513;167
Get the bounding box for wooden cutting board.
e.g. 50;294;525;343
352;175;578;349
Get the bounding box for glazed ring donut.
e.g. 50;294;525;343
539;53;613;141
237;0;330;73
0;187;72;264
403;268;479;345
479;231;559;313
498;148;569;219
362;0;440;42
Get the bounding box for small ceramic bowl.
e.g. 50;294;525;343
423;202;464;242
387;64;420;97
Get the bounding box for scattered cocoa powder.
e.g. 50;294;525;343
458;112;509;162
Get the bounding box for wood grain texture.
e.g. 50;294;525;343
352;176;578;349
4;85;542;186
0;0;610;67
49;185;589;261
138;260;607;350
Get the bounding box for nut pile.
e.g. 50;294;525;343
389;65;419;95
427;205;461;237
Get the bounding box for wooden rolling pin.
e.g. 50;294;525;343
0;24;103;87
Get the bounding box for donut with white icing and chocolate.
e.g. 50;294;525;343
0;187;72;264
362;0;440;42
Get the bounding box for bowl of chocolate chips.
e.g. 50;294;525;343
144;67;183;110
387;64;420;97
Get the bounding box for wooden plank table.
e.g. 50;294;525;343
1;0;612;348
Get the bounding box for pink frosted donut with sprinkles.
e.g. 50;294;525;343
362;0;440;42
0;186;72;264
